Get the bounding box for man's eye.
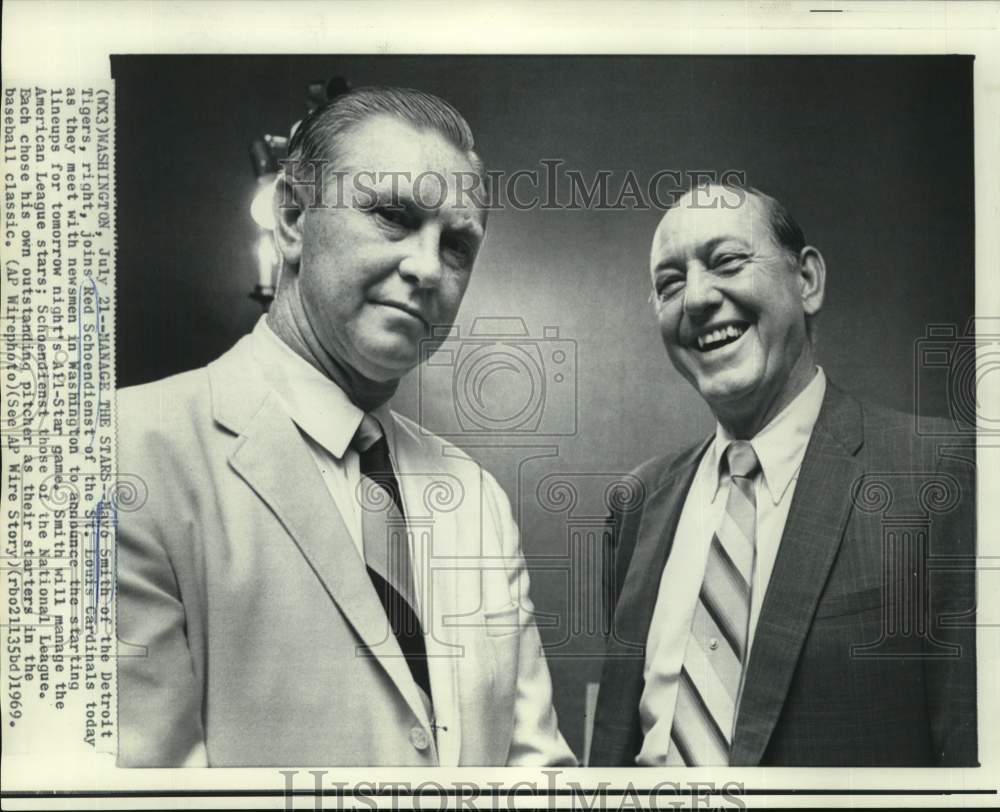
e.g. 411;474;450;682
374;206;408;228
655;277;684;299
443;236;474;265
712;254;747;271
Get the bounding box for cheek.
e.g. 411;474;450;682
657;311;683;346
759;298;806;342
441;271;471;309
299;270;358;336
663;339;691;374
301;268;340;310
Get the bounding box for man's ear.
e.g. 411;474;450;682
273;174;305;267
798;245;826;317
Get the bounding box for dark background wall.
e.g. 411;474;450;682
113;55;974;757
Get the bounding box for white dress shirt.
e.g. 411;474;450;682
636;367;827;765
250;315;399;561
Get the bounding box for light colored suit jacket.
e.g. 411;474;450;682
591;383;977;766
116;335;575;767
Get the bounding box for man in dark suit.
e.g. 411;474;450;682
590;183;976;767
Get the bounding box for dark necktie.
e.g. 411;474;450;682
351;415;432;704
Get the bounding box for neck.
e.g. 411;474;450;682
714;348;817;440
267;278;398;413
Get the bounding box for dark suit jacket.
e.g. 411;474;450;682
591;382;977;766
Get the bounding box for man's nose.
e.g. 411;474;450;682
398;224;443;288
682;264;723;316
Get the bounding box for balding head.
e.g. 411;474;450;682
649;183;826;438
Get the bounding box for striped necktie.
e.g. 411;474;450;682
667;440;760;765
352;415;433;704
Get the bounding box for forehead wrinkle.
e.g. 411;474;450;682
662;198;761;242
331;117;483;231
652;200;763;274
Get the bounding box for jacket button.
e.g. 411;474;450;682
708;637;719;651
409;726;430;751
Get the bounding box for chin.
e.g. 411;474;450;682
360;347;421;381
693;370;762;411
362;359;417;383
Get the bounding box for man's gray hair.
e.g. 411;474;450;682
285;85;485;187
738;185;806;260
736;185;818;342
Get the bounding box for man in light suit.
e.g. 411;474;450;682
117;86;575;767
591;184;976;766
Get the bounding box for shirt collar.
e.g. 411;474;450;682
710;366;827;505
250;316;396;459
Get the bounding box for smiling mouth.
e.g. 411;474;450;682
694;322;750;353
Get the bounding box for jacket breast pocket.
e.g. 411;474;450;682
483;602;520;638
813;583;890;619
481;603;520;730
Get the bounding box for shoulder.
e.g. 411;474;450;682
117;362;228;483
840;391;975;559
116;369;219;547
598;438;710;531
388;410;513;516
845;390;968;469
856;395;918;435
118;367;213;447
119;367;210;420
856;396;920;454
819;385;975;517
390;409;479;469
118;335;259;451
629;437;710;495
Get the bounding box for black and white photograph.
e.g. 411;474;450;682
112;52;978;768
2;2;999;809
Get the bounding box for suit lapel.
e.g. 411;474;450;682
611;461;700;658
595;441;708;763
208;342;434;734
731;384;864;765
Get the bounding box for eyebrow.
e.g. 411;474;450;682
449;217;486;242
373;188;485;241
652;235;749;272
